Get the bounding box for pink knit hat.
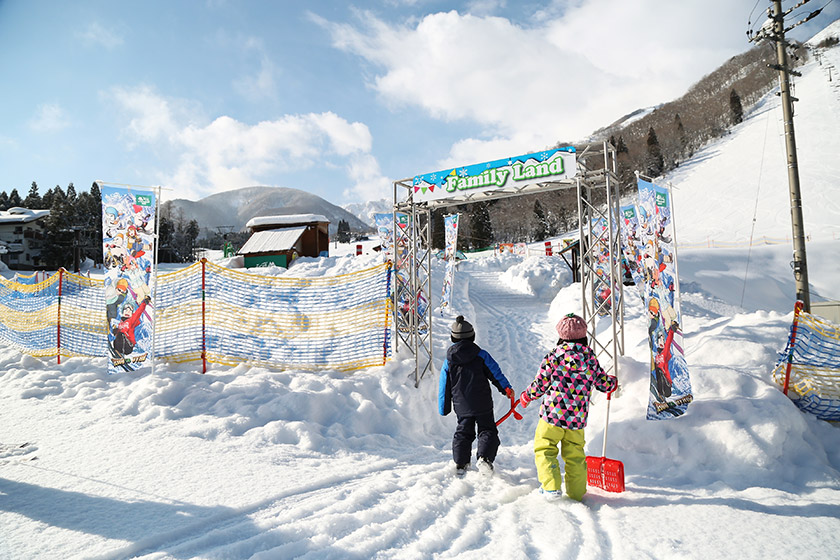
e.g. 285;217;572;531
556;313;587;340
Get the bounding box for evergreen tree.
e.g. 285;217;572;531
532;199;549;242
41;186;75;269
431;209;445;251
674;113;688;157
41;186;56;209
0;191;8;211
615;135;629;154
469;202;493;250
645;126;664;178
158;210;176;262
730;89;744;125
7;188;22;208
181;219;200;260
76;183;104;264
66;182;77;202
336;219;351;243
24;182;42;208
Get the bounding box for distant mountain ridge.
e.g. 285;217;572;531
164;186;371;235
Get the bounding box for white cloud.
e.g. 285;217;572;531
28;103;70;132
232;37;280;101
320;1;760;166
76;22;125;49
106;86;387;201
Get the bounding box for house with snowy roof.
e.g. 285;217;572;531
238;214;330;268
0;207;50;269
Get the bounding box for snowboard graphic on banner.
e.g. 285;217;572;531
619;204;645;291
590;217;617;314
637;179;693;419
101;184;157;374
440;213;459;313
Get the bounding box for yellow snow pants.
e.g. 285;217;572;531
534;419;587;501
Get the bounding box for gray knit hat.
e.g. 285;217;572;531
450;315;475;340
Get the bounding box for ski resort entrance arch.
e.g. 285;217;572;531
392;141;626;386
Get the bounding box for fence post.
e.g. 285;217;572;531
201;258;207;374
783;300;805;395
57;268;63;365
545;241;552;256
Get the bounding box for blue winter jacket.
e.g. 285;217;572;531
438;340;511;417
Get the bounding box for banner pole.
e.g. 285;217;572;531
202;258;207;374
667;182;683;304
152;186;161;378
57;268;63;365
383;261;392;365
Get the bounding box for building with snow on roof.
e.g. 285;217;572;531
239;214;330;268
0;207;50;269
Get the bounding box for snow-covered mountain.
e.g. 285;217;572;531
165;186;371;235
342;197;392;228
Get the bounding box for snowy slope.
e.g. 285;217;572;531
2;35;840;560
668;21;840;245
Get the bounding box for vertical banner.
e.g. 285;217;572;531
101;184;157;374
374;213;395;259
619;205;645;291
440;213;459;313
637;179;692;419
590;217;615;314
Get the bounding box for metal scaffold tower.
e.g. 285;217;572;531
393;141;624;386
390;184;433;387
576;142;625;373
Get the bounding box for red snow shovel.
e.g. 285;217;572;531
586;390;625;493
496;392;523;426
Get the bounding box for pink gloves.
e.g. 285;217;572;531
519;391;531;409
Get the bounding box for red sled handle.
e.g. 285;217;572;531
496;392;523;426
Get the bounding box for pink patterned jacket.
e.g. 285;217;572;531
523;342;617;430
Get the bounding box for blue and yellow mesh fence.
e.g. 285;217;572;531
0;261;392;372
772;301;840;421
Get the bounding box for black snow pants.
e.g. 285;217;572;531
452;411;500;465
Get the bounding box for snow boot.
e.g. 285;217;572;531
455;463;469;477
539;487;563;501
477;457;494;476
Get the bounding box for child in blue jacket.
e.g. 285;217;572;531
439;315;513;476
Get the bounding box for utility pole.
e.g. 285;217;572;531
750;0;812;311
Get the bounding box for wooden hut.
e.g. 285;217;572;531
239;214;330;268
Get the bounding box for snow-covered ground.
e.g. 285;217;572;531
3;27;840;560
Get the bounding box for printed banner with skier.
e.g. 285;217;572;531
440;213;460;313
619;204;645;291
100;184;157;374
637;178;692;419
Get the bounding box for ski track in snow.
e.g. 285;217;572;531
466;270;552;382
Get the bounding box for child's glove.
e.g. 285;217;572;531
504;387;514;399
519;391;531;409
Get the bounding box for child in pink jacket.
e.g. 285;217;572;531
519;313;617;501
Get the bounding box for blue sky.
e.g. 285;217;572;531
1;0;837;206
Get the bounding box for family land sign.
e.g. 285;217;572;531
410;147;577;205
